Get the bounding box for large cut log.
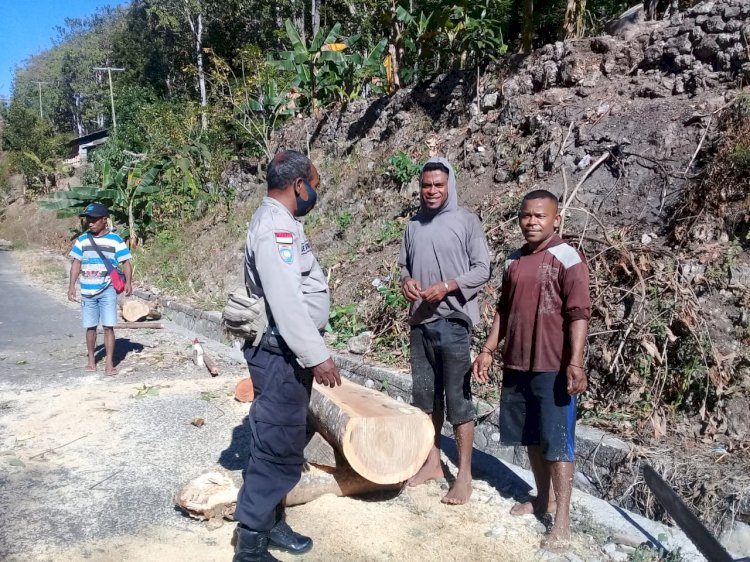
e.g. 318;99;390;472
309;378;434;485
286;463;401;506
122;300;161;322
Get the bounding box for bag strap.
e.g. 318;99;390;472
87;233;116;275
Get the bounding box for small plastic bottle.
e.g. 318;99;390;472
192;339;204;367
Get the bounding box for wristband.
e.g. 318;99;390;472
482;346;495;354
569;364;584;369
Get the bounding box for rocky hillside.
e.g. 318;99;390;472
266;0;750;530
1;0;748;534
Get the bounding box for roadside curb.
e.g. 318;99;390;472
130;286;706;560
133;288;630;495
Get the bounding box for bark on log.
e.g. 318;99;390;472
309;379;434;485
286;463;401;506
303;432;340;469
115;321;164;329
203;351;219;377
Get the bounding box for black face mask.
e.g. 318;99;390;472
295;178;318;216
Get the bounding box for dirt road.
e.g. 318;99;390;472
0;249;605;562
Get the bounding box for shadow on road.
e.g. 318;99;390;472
219;416;252;472
440;435;533;502
94;338;144;366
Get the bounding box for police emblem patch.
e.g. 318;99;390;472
275;231;294;264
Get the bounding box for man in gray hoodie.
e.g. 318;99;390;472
398;158;491;504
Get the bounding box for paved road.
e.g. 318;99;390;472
0;250;248;561
0;250;83;388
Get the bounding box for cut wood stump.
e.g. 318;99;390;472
234;378;254;402
122;300;161;322
309;378;434;485
176;470;238;522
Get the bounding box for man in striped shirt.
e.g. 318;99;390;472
67;203;133;375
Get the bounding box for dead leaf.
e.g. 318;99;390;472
650;409;667;438
640;338;663;365
665;327;678;343
191;417;205;428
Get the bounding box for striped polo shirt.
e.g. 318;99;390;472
69;232;132;297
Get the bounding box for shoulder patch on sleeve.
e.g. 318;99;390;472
548;243;582;269
275;231;295;264
503;249;523;270
275;231;294;244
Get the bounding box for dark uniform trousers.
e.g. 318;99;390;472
235;339;313;531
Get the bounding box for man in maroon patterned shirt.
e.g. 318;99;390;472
473;189;591;547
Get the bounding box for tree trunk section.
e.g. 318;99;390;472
311;0;320;38
308;379;433;485
196;13;208;131
286;464;401;506
521;0;534;54
294;0;306;45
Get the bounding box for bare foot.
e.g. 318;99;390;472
441;476;472;505
85;364;97;372
105;367;118;376
540;525;570;551
510;497;556;516
407;462;443;487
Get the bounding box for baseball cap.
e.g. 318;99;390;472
79;203;109;218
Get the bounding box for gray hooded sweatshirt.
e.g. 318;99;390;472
398;158;491;328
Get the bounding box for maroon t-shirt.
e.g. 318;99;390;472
496;235;591;372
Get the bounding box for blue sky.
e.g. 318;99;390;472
0;0;131;99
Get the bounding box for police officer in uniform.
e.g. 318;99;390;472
234;150;341;562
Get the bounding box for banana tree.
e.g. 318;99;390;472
328;37;389;102
40;159;166;247
237;78;293;161
270;20;348;111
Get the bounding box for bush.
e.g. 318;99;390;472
386;152;422;187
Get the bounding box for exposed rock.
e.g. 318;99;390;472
606;4;646;40
725;395;750;439
481;92;499;111
347;331;374;355
729;264;750;288
721;521;750;557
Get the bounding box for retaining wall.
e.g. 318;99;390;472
133;288;631;497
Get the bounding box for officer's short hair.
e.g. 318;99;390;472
521;189;559;209
267;150;312;191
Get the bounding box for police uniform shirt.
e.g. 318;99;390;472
244;197;330;367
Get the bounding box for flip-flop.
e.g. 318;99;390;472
85;365;97;372
105;369;118;376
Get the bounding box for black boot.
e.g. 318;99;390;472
269;518;313;555
233;524;280;562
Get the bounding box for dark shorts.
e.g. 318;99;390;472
499;369;577;462
410;318;475;425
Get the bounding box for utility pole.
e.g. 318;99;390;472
35;81;50;120
93;66;125;131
